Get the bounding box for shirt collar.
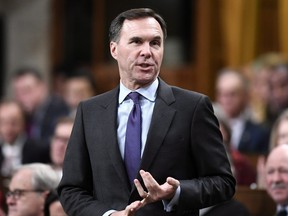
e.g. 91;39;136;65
118;78;159;104
277;205;288;213
2;134;26;156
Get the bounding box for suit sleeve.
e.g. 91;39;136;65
58;102;111;216
177;95;236;212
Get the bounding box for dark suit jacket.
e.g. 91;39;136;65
201;199;250;216
27;95;69;146
238;120;270;154
58;79;235;216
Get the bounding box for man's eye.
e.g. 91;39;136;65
131;39;141;44
151;40;161;46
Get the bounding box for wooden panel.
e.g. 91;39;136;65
234;186;276;216
279;0;288;59
50;0;65;68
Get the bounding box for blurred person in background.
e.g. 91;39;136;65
44;190;67;216
257;108;288;189
11;67;69;147
246;52;287;125
265;144;288;216
50;117;74;178
264;64;288;130
269;109;288;151
216;116;256;186
0;99;50;179
215;68;269;154
6;163;59;216
63;68;96;118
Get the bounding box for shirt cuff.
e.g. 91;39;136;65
162;186;180;212
102;210;116;216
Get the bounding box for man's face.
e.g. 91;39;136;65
216;73;246;118
12;74;45;113
7;169;47;216
51;123;73;167
110;17;164;90
269;70;288;111
266;147;288;206
277;119;288;146
0;103;24;144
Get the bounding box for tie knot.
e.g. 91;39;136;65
129;92;140;104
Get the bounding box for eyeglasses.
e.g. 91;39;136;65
6;189;44;200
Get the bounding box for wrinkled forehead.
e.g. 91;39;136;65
10;169;33;189
121;18;164;39
266;148;288;169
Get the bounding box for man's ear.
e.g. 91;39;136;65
110;41;117;60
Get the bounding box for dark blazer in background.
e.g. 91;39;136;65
27;95;69;146
58;78;235;216
238;120;270;154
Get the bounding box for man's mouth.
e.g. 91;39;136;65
138;63;153;68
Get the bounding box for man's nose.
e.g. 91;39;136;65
271;171;282;182
6;196;16;205
140;43;152;58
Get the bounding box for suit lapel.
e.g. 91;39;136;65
99;88;131;189
140;79;176;172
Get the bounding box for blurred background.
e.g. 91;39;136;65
1;1;288;215
0;0;287;99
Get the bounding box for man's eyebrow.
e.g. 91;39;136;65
152;36;162;40
129;36;162;41
129;36;142;42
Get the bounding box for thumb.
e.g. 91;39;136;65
166;177;180;188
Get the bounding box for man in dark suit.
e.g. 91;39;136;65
58;8;235;216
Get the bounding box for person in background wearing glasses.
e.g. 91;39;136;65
6;163;59;216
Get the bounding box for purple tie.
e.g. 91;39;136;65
124;92;142;185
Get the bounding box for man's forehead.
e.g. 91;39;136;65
121;18;163;36
10;169;33;188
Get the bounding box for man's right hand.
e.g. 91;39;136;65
111;200;143;216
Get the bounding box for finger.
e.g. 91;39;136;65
134;179;148;198
166;177;180;188
140;192;150;204
126;200;142;215
140;170;159;189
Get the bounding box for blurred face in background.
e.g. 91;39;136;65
276;118;288;146
0;102;25;144
266;145;288;206
64;77;94;110
12;74;46;113
216;72;247;118
50;121;73;168
7;169;47;216
269;68;288;112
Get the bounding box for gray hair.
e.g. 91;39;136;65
13;163;59;191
